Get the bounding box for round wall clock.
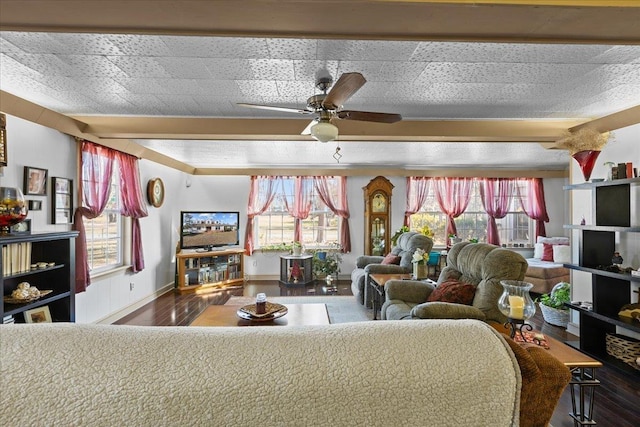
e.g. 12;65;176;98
147;178;165;207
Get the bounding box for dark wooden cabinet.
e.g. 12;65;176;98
563;177;640;375
1;231;78;323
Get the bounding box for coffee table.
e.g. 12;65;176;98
190;303;330;326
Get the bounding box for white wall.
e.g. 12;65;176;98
3;114;569;323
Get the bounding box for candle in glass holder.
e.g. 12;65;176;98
508;295;525;319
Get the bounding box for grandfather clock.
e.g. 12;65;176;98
363;176;393;256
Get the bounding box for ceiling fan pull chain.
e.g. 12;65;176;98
333;144;342;163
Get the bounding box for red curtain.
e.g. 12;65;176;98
282;177;313;242
244;176;278;255
314;176;351;252
73;141;117;293
433;177;473;237
115;151;149;272
517;178;549;239
73;142;149;292
404;177;431;226
479;178;515;245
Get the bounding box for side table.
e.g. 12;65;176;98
491;323;602;426
368;273;412;320
279;254;314;287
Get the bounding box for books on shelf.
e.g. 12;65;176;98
3;315;15;324
2;242;32;276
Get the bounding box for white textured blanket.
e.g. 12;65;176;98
0;320;520;427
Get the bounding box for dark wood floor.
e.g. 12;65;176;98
114;281;640;427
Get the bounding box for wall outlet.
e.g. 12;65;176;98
129;282;135;291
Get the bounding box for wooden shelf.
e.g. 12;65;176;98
176;248;244;293
1;231;78;323
565;303;640;334
564;264;640;283
563;176;640;190
563;225;640;232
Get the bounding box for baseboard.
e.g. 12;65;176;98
566;321;580;337
94;283;175;325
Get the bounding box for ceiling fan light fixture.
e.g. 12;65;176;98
310;120;338;143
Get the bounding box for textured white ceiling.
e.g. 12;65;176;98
1;32;639;170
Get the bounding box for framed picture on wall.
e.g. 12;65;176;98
0;113;7;167
51;177;73;224
24;166;48;196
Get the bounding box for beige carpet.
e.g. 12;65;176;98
227;295;373;323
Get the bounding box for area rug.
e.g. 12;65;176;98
227;295;372;324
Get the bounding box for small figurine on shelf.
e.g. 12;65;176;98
580;216;586;225
612;252;623;266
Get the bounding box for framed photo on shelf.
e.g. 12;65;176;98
51;177;73;224
10;219;31;234
24;166;48;196
24;306;52;323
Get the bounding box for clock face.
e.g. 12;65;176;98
372;193;386;212
147;178;165;208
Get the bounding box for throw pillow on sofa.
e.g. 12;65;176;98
381;253;401;265
427;279;476;305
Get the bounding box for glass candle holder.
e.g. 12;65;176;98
498;280;536;339
0;187;28;234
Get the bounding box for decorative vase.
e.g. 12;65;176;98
0;187;28;234
292;246;302;257
572;150;601;181
413;263;428;280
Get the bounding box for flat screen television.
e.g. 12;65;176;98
180;211;240;250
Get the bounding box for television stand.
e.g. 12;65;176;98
176;248;245;293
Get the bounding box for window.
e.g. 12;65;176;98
409;179;533;246
83;168;123;273
256;177;340;248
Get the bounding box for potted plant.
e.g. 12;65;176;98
291;241;303;256
536;282;571;327
448;234;461;246
312;245;342;281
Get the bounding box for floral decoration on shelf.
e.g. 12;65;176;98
412;248;429;265
554;127;614;181
554;127;612;155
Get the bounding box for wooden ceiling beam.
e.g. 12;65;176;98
72;115;585;143
1;1;639;44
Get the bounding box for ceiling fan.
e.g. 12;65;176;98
238;72;402;142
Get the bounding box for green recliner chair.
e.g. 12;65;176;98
381;241;528;321
350;231;433;307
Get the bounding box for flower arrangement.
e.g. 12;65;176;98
412;248;429;264
419;225;434;238
555;128;611;155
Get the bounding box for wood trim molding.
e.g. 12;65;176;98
1;1;639;44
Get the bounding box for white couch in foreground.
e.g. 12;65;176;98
2;320;521;426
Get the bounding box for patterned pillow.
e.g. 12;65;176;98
381;253;401;265
427;279;476;305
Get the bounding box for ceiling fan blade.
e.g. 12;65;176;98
300;120;316;135
322;72;366;109
237;103;312;115
337;110;402;124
